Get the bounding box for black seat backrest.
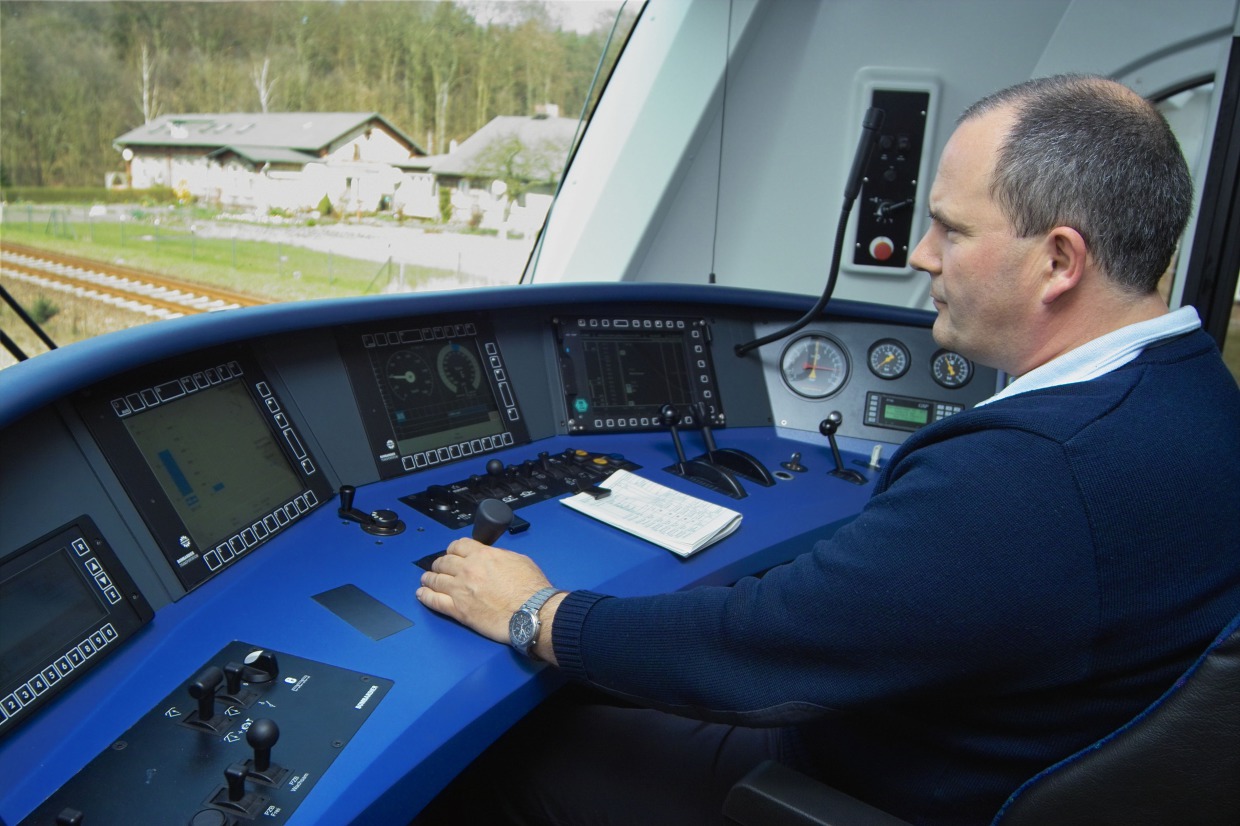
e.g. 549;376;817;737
993;610;1240;826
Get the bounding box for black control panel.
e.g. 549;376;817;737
75;348;332;591
400;446;640;530
556;315;723;433
19;642;392;825
339;317;529;479
0;517;154;740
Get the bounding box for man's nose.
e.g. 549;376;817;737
908;231;937;275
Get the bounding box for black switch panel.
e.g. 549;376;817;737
19;642;392;825
852;88;932;270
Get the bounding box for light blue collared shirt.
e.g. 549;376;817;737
976;306;1202;407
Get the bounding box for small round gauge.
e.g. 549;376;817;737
931;349;973;389
437;343;482;394
385;350;434;401
867;338;910;380
780;334;849;399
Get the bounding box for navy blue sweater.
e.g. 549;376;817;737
552;329;1240;824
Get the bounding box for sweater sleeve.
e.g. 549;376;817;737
550;425;1100;727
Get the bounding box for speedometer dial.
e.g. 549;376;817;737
437;343;482;394
780;335;849;399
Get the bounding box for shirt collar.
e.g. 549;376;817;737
976;305;1201;407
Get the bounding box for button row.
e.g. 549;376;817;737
0;623;118;730
362;323;479;347
203;490;319;572
402;431;515;471
110;361;243;418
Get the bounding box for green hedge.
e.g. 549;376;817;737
1;186;180;205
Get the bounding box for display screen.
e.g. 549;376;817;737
581;332;694;411
0;549;104;688
883;401;930;425
341;320;527;479
366;338;505;456
557;317;722;434
124;380;305;550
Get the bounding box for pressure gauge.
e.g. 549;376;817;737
867;339;910;380
781;334;849;398
931;349;973;389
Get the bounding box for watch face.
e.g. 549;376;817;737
510;610;537;648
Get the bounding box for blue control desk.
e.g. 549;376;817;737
0;283;997;823
0;428;874;823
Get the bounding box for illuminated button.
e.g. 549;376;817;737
68;649;84;667
102;624;117;640
16;685;35;704
72;539;90;556
3;694;23;714
105;587;122;604
56;657;72;676
869;236;895;261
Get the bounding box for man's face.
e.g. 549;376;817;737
909;108;1044;373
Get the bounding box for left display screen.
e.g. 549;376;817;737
77;351;331;591
124;381;304;548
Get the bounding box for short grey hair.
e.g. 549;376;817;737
961;74;1193;293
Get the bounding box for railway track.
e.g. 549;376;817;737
0;241;269;320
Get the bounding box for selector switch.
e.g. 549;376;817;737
242;649;278;684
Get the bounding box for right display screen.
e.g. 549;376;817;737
557;316;722;433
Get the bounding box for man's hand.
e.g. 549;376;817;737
416;537;553;645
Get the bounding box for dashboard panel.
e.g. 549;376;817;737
0;284;999;824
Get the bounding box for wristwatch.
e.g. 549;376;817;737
509;587;559;658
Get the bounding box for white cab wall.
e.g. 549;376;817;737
532;0;1237;310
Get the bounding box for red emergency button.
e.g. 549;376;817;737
869;236;895;261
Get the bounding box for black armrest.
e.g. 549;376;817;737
724;761;913;826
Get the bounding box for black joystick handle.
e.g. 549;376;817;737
339;484;356;512
659;403;689;471
819;412;867;485
188;666;223;721
247;718;279;772
472;498;514;545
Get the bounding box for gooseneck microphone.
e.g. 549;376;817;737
735;107;886;357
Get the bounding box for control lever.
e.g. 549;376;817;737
214;761;265;816
660;404;746;499
183;666;230;732
819;412;867;485
338;484;405;536
692;401;775;486
244;718;289;786
416;498;514;572
472;498;514;545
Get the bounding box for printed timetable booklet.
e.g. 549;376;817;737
560;469;742;557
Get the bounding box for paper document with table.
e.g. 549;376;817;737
560;469;742;557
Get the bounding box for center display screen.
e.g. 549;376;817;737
339;318;528;479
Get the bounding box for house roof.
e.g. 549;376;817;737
115;112;425;156
208;145;321;165
428;114;578;178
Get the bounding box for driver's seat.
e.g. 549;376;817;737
724;609;1240;826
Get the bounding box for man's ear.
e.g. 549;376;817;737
1040;225;1088;305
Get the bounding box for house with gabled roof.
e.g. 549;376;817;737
425;108;578;233
113;112;438;217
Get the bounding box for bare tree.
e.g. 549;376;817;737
140;43;160;123
251;56;275;112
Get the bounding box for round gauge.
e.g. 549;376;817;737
867;338;910;380
437;343;482;394
385;350;434;401
931;349;973;389
780;334;849;399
